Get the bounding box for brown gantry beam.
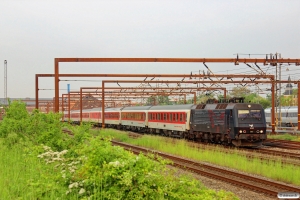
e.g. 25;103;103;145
54;57;297;112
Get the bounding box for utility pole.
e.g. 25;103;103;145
4;60;7;105
276;53;281;127
274;53;282;127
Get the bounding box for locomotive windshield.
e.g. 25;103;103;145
238;110;261;119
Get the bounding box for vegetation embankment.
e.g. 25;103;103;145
0;100;237;200
267;133;300;141
98;129;300;186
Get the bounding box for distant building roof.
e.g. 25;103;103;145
283;76;293;96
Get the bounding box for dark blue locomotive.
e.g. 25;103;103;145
189;98;267;147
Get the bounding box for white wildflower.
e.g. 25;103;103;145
109;161;120;167
43;145;51;151
60;150;68;155
69;182;79;189
79;188;85;195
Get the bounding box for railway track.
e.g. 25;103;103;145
263;139;300;150
112;140;300;198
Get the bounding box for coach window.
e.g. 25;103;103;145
169;113;172;122
163;113;167;121
180;113;183;122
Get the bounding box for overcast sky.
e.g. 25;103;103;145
1;0;300;99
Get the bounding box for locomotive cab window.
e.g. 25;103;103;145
238;110;261;119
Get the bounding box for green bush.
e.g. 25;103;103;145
37;136;237;200
0;101;71;151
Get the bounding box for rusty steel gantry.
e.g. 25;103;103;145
53;57;300;113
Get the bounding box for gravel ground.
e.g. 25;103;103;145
267;146;300;154
173;166;274;200
190;170;275;200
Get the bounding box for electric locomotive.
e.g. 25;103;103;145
189;98;267;147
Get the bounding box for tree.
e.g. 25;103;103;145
197;93;215;104
230;86;251;97
146;95;171;105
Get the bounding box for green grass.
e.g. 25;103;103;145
0;141;79;199
98;129;300;186
267;133;300;141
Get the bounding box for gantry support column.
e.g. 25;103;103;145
298;82;300;131
271;81;275;134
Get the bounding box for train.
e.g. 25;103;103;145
265;106;298;127
64;98;267;147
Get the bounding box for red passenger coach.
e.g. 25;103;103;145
103;107;122;128
120;106;151;132
89;109;102;124
148;104;194;137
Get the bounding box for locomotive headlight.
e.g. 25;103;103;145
260;130;264;133
256;130;260;133
243;130;246;133
239;130;242;133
